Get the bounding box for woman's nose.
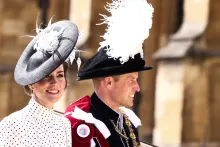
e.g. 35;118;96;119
50;76;58;84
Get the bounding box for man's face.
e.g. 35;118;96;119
109;72;140;108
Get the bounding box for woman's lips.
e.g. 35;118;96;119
46;90;59;94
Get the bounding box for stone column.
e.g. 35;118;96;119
153;60;185;147
138;0;181;142
69;0;92;47
153;0;210;146
64;0;107;106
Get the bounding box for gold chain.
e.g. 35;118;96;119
110;111;142;147
110;119;129;140
110;119;130;147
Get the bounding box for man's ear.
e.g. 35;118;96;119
103;77;113;87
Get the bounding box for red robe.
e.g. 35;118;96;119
65;96;110;147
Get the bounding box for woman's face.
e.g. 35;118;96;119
29;65;66;109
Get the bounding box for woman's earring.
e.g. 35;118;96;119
30;86;34;96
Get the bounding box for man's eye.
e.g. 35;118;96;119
128;79;135;84
128;79;133;83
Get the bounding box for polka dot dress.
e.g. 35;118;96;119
0;98;71;147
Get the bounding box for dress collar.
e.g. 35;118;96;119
27;97;54;119
90;92;119;122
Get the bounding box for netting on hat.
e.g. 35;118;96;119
98;0;154;64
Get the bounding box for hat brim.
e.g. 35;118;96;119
14;21;79;86
77;65;152;81
77;48;152;81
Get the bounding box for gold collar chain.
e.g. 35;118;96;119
110;110;141;147
110;119;130;147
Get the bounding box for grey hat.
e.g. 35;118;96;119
14;20;79;86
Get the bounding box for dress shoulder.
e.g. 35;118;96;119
0;109;25;144
0;109;24;127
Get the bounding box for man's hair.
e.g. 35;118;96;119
112;75;120;82
23;62;69;96
92;75;121;89
92;77;103;89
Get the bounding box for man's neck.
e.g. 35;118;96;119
95;91;120;112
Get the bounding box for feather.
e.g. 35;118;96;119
98;0;154;64
47;15;55;27
20;35;35;38
36;15;41;34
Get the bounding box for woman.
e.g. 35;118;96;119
0;20;79;147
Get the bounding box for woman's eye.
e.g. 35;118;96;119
57;74;64;78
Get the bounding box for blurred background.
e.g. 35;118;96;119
0;0;220;146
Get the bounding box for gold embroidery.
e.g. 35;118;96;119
124;113;139;147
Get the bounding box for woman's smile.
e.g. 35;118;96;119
46;89;59;94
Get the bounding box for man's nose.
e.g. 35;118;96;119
134;81;140;92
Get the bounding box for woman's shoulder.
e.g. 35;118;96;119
0;110;23;128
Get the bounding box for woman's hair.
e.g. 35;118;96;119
24;62;69;96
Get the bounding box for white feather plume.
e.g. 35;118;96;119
98;0;154;64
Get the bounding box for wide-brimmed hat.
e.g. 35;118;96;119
77;47;152;81
14;20;79;86
77;0;154;81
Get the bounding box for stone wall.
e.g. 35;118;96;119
182;58;210;142
0;0;70;119
182;0;220;144
153;0;220;146
139;0;182;143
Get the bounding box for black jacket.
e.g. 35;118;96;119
89;92;140;147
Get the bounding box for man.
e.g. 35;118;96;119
65;0;155;146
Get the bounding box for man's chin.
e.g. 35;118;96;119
124;103;133;108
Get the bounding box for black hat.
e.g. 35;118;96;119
77;0;154;81
14;20;79;86
77;47;152;80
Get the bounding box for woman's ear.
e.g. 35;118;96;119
28;85;33;90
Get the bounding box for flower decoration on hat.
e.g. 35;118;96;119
26;17;82;69
98;0;154;64
26;17;63;53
